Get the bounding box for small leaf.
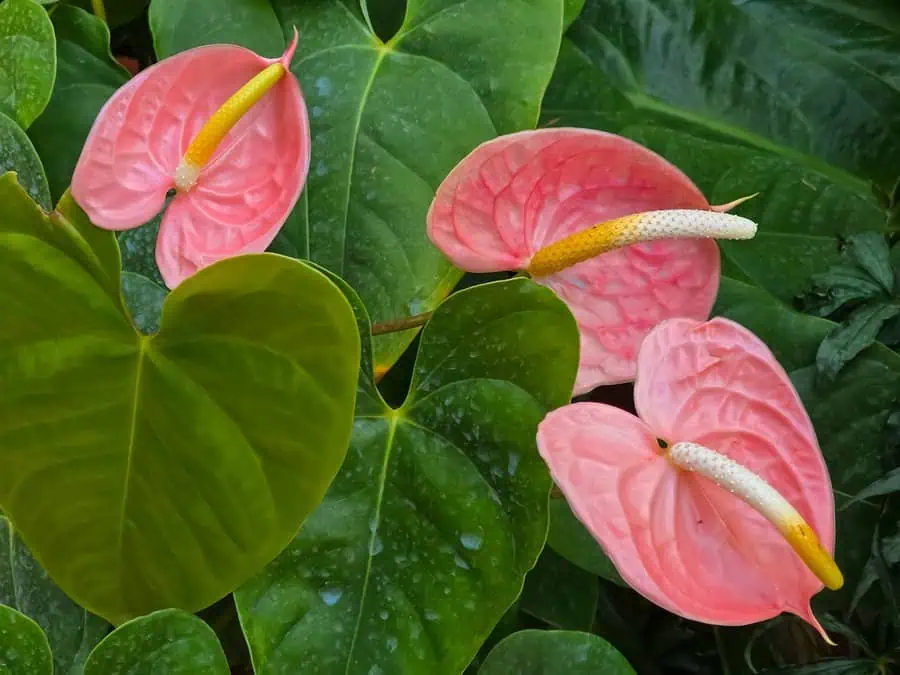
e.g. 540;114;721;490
0;0;56;129
849;528;900;615
547;497;624;585
83;609;228;675
843;232;894;294
520;548;599;631
800;266;885;318
843;468;900;509
0;173;360;624
478;630;636;674
0;110;49;208
120;272;166;335
816;302;900;381
0;605;52;675
1;516;109;675
28;4;129;201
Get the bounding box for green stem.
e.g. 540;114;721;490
370;312;433;335
90;0;107;22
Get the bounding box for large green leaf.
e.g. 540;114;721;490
150;0;565;374
0;0;55;129
478;630;636;675
0;172;360;624
235;277;580;674
714;278;900;608
1;517;108;675
544;0;897;302
82;610;228;675
28;4;128;201
0;605;53;675
0;110;49;208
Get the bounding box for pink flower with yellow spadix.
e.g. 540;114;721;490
427;128;758;394
537;317;842;641
71;30;310;289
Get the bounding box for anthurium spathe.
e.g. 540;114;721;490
71;30;310;289
536;317;842;640
426;128;757;394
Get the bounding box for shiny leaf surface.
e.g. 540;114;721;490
236;277;580;674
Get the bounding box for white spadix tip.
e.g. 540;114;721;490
633;210;757;242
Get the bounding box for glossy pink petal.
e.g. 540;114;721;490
537;317;835;633
426;128;717;393
72;34;310;289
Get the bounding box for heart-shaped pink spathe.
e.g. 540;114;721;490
71;31;310;289
536;317;835;637
426;128;721;394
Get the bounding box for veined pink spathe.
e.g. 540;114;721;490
426;128;721;394
71;32;310;289
537;317;836;636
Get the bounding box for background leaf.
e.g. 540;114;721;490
28;4;128;201
0;110;49;208
0;605;53;675
816;302;900;380
519;548;599;631
842;232;894;294
714;278;900;608
546;497;624;586
149;0;565;375
149;0;284;57
82;609;228;675
0;175;360;624
1;517;108;675
235;277;580;674
0;0;56;129
543;0;896;302
120;271;166;335
478;630;636;674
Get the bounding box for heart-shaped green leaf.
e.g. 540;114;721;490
714;278;900;608
235;276;580;674
28;4;128;201
83;610;228;675
544;0;897;302
1;517;109;675
0;606;53;675
0;172;360;625
0;111;50;209
149;0;565;374
0;0;55;129
478;630;636;674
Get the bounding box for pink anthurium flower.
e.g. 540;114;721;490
72;30;310;289
426;128;758;394
537;317;842;641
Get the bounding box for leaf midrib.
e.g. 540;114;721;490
115;335;148;604
343;412;398;674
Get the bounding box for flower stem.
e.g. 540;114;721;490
370;312;433;335
91;0;107;22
